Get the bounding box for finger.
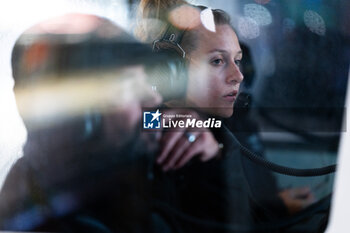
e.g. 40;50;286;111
157;130;184;164
200;151;216;162
162;131;200;171
199;132;220;162
173;136;203;169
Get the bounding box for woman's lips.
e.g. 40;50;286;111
223;91;238;102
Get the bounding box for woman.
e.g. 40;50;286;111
137;1;314;232
137;1;258;232
137;0;243;170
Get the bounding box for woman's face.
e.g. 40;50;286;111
186;24;243;118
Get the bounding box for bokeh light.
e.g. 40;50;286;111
303;10;326;36
238;17;260;39
168;5;201;30
244;3;272;26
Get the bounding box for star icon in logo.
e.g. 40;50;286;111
150;109;162;122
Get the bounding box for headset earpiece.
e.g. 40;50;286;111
153;23;187;57
150;24;188;101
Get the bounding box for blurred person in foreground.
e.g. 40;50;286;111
0;13;167;232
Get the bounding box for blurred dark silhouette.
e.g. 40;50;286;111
0;13;166;232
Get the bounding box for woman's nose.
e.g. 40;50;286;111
226;61;244;84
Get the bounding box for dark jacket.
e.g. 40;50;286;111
152;125;255;233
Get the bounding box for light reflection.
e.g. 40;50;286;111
168;5;201;30
238;17;260;39
244;3;272;26
15;68;150;130
31;14;101;35
304;10;326;36
200;8;216;32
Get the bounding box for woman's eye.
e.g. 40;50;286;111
234;60;241;67
211;58;224;66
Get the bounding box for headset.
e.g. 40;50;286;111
148;23;189;102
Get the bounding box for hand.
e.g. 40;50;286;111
157;110;220;171
278;187;315;215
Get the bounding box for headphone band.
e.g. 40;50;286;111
162;23;186;44
152;24;187;58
